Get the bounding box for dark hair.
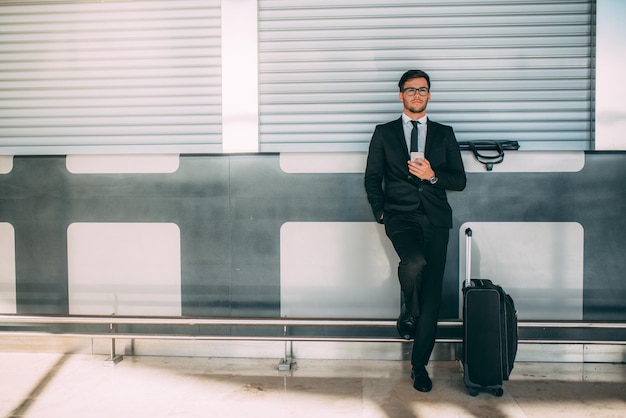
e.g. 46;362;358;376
398;69;431;91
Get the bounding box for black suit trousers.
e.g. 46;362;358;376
384;210;450;366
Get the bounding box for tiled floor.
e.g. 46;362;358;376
1;353;625;418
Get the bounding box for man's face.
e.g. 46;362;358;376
399;77;431;117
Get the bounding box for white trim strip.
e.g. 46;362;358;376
221;0;259;153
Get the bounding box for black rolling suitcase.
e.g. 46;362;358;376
462;228;518;397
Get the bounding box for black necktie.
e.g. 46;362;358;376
410;120;419;152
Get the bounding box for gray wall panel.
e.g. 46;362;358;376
10;157;70;313
1;152;624;330
445;151;626;320
227;154;373;318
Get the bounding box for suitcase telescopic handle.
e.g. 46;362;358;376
465;228;473;287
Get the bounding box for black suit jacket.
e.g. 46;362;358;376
364;117;467;229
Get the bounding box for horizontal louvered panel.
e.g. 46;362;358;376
0;135;216;147
0;106;219;118
0;0;221;154
263;100;590;112
258;0;593;152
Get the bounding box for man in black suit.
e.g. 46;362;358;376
364;69;466;392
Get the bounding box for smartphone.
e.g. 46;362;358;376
410;151;424;161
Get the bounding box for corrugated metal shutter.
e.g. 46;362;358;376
0;0;221;155
258;0;594;152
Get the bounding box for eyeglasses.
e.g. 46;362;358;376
402;87;429;97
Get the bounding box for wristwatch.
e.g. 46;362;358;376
428;175;438;185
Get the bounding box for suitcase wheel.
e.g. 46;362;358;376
466;386;504;397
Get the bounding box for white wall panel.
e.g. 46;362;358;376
66;154;179;174
0;156;13;174
460;222;584;320
279;152;366;173
67;223;181;316
461;151;585;173
279;150;586;174
280;222;400;319
596;0;626;150
0;223;16;313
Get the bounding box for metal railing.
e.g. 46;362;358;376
1;314;625;368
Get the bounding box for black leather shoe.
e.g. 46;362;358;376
411;365;432;393
396;312;416;340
